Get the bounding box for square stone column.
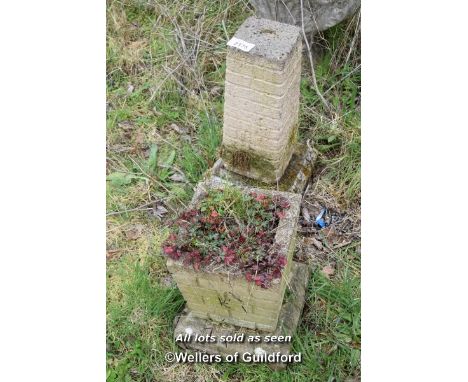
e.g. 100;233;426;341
221;16;302;184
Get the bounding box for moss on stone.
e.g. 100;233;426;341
220;142;313;192
288;124;298;147
221;144;277;181
220;123;303;185
231;150;251;171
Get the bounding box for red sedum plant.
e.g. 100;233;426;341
162;187;291;288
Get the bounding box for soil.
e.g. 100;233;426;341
294;176;361;270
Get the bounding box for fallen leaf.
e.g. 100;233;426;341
321;265;335;279
210;86;222;96
169;123;186;134
302;207;311;224
169;173;185;182
311;237;323;250
106;249;121;260
134;130;145;146
117;120;135;130
125;224;144;240
320;226;340;246
153;205;168;219
333;240;352;249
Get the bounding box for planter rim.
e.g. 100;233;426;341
167;176;301;279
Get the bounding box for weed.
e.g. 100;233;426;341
179;144;208;183
196;113;222;166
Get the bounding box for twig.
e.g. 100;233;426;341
345;11;361;66
222;19;229;41
322;64;361;96
148;60;185;102
107;207;153;217
127;156;186;210
279;0;296;24
107;200;157;217
333;240;353;250
300;0;330;110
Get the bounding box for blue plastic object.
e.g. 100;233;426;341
316;218;326;228
315;208;328;229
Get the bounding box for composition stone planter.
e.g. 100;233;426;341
166;177;301;332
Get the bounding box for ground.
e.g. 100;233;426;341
106;1;361;381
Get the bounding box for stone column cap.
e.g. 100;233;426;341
229;16;301;64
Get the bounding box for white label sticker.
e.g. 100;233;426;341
227;37;255;52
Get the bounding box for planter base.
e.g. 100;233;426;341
173;261;310;370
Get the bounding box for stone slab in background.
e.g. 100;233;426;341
222;16;302;184
248;0;360;35
173;261;311;370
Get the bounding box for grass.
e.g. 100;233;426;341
107;0;361;381
107;244;360;382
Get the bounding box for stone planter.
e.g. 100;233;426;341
166;177;301;332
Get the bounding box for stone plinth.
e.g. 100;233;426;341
221;16;302;184
167;258;293;331
214;142;315;194
174;261;311;370
166;177;301;332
